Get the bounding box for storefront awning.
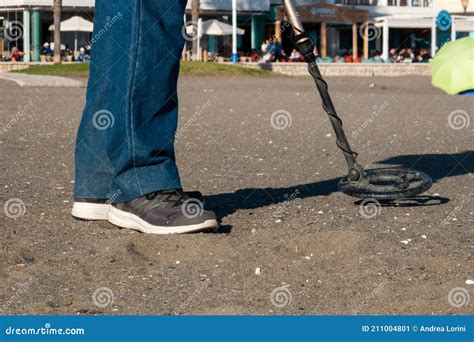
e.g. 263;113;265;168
375;15;474;31
453;16;474;32
48;16;93;32
375;15;433;29
186;19;245;36
277;3;369;23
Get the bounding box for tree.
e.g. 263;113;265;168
53;0;62;64
191;0;200;60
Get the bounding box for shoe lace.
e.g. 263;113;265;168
145;189;188;207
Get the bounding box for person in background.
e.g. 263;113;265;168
389;48;398;63
274;40;283;61
415;49;431;63
343;51;353;63
372;50;384;63
261;38;274;62
261;39;269;55
250;49;261;62
42;42;53;56
399;48;414;63
289;48;302;62
77;47;90;62
406;48;415;62
64;44;74;61
313;46;320;59
10;47;24;62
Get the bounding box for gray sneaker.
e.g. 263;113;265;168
107;189;218;234
71;191;205;222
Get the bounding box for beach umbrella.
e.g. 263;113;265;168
49;16;94;51
430;37;474;95
186;19;245;36
185;19;244;61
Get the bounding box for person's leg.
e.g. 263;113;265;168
72;0;218;233
74;0;186;207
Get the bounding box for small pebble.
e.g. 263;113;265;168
466;280;474;285
255;268;261;276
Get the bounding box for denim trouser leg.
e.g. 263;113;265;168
74;0;186;203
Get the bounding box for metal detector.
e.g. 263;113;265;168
282;0;432;199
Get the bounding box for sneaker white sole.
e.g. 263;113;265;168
71;202;110;220
107;206;218;235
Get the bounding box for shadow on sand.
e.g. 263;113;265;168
206;151;472;232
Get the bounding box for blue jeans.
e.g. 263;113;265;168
74;0;187;203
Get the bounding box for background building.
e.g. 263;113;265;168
0;0;472;62
0;0;94;61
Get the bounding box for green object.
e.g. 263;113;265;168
31;9;42;62
430;37;474;95
13;61;275;78
251;15;264;50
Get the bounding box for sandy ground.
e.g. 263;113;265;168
0;74;472;315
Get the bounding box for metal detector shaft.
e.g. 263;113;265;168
282;0;363;181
